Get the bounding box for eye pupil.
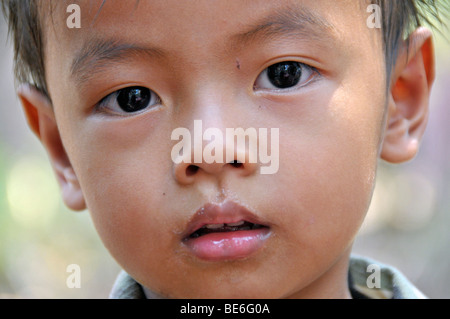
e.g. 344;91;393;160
267;62;302;88
117;87;151;112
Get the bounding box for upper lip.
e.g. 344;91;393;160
182;201;269;239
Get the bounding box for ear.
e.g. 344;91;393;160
380;27;435;163
17;84;86;211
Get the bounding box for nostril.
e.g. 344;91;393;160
186;165;200;176
229;160;243;168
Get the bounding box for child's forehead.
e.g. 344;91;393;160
48;0;371;38
47;0;377;54
43;0;383;91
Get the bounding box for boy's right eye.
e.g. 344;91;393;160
97;86;161;115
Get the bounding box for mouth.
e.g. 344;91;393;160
182;201;271;261
188;221;266;238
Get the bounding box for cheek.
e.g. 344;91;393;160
272;86;384;262
62;113;181;272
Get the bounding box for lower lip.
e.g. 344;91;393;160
183;228;271;261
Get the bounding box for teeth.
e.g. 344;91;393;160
204;223;224;229
226;221;245;227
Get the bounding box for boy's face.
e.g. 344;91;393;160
43;0;387;298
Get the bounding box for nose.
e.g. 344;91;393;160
173;141;258;185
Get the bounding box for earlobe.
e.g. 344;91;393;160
380;27;435;163
17;84;87;211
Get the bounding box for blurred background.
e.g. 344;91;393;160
0;8;449;298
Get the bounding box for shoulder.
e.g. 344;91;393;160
349;254;427;299
109;270;146;299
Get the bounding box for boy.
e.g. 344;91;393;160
1;0;446;299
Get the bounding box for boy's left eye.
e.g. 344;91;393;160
254;61;316;91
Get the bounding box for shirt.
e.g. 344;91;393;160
109;254;426;299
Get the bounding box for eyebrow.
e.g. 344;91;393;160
232;5;337;46
70;38;165;85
